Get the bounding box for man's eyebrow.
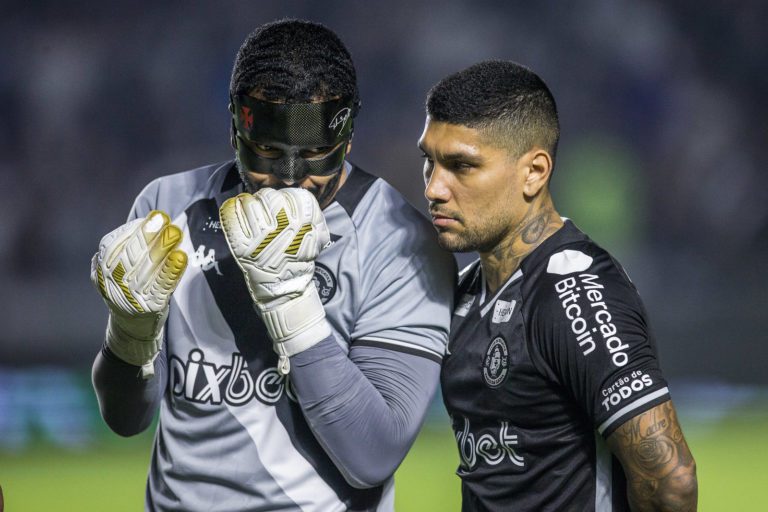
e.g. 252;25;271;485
441;151;479;160
418;141;484;164
434;150;485;166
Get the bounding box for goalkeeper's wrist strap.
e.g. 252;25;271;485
258;286;331;375
106;318;162;380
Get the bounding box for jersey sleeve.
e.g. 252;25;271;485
523;246;671;438
92;177;167;433
92;335;168;436
126;178;162;221
349;189;456;362
289;335;441;487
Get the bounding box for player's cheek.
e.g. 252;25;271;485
245;171;277;189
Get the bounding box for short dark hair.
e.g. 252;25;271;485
426;60;559;160
230;19;359;104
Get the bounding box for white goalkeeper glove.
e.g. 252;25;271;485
220;188;331;375
90;210;187;379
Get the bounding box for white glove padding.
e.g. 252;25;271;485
220;188;331;375
90;210;187;379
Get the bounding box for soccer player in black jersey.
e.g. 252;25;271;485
419;61;697;511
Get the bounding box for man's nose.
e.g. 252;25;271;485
424;167;450;203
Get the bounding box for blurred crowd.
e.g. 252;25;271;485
1;0;766;382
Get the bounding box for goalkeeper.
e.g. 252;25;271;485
90;19;455;512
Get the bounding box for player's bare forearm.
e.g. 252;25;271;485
607;400;698;511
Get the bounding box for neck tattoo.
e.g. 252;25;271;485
485;206;561;293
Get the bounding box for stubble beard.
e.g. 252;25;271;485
435;212;509;254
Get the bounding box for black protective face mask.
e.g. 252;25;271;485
230;94;359;182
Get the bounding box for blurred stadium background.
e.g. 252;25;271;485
1;1;766;510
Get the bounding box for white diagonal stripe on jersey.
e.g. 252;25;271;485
357;336;444;359
594;433;612;512
167;212;346;512
458;261;478;279
480;269;523;317
224;397;347;512
375;478;395;512
597;387;670;435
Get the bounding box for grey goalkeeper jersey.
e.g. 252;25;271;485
121;161;454;511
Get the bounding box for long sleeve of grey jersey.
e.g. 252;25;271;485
91;178;172;437
92;343;166;436
90;179;172;436
127;177;163;222
289;335;440;488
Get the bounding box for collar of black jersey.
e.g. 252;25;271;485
519;219;582;274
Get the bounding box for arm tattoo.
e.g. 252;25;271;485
608;401;697;511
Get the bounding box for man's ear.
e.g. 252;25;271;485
523;148;553;198
230;120;238;150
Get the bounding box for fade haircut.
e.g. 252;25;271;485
230;19;359;104
426;60;559;161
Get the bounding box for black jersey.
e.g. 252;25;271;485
441;220;671;512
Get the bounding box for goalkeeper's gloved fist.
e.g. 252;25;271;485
90;211;187;379
219;188;331;375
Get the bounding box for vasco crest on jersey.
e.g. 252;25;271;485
313;262;337;304
483;336;509;388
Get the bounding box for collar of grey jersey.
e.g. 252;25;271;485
218;159;379;219
220;160;353;194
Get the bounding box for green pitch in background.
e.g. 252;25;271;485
1;381;767;511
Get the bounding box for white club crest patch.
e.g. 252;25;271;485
483;336;509;388
492;299;516;324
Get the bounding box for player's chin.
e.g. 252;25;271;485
436;232;471;252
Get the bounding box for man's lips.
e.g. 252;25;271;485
430;211;459;228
